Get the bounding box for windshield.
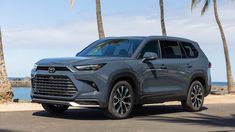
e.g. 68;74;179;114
78;38;143;57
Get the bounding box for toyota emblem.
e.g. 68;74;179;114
48;67;56;73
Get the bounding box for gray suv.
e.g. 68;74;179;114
31;36;211;119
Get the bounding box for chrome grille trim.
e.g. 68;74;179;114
36;66;71;72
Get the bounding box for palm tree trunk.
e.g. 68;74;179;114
159;0;167;36
0;28;13;102
96;0;105;39
213;0;234;93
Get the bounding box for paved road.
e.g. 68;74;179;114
0;104;235;132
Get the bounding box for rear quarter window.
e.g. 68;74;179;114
181;42;199;58
160;40;182;59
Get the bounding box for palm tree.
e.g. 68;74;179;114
159;0;167;36
70;0;105;39
0;28;13;102
191;0;234;93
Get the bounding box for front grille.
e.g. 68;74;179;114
36;66;70;71
32;75;77;97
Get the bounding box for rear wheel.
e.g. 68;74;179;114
42;104;69;113
181;81;205;112
105;81;134;119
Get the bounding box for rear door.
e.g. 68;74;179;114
180;41;200;93
159;40;189;95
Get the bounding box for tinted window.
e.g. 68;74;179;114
181;42;198;58
78;39;143;57
160;41;182;58
139;40;160;58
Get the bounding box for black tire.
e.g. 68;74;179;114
42;103;69;114
134;104;143;109
181;81;205;112
105;81;134;119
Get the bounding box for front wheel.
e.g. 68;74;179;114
105;81;134;119
42;104;69;114
181;81;205;112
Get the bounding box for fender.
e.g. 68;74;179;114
186;71;208;96
106;69;140;104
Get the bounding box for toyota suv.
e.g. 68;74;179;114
31;36;211;119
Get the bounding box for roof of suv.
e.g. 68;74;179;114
105;36;196;43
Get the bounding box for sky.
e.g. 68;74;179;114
0;0;234;82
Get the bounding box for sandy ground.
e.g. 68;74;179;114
0;94;235;112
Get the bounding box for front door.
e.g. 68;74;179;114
138;40;169;96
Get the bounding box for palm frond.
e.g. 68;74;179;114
191;0;202;11
201;0;211;15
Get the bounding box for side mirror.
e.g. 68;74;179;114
142;52;158;62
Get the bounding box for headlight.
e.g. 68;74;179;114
33;64;38;70
74;63;106;71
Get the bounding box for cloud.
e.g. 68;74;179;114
3;22;98;50
3;9;235;50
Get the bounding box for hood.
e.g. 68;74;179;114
36;56;131;66
36;57;89;66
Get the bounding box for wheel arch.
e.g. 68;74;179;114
187;72;207;95
106;70;140;105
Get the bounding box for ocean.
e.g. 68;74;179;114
12;82;233;101
13;87;31;101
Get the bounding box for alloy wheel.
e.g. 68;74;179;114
113;85;132;115
191;84;203;109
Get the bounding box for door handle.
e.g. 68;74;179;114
160;64;167;69
186;64;192;68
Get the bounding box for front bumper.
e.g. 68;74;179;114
31;65;108;108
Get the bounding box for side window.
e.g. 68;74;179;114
160;41;182;59
181;42;199;58
139;40;160;58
